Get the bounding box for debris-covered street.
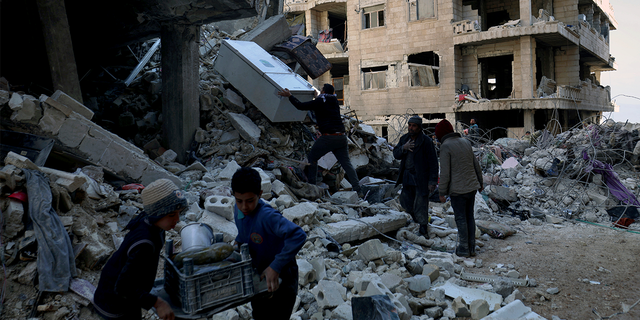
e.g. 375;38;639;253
1;1;640;320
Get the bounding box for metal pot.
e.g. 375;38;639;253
180;223;214;252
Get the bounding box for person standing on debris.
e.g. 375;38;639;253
93;179;186;320
393;116;439;235
277;84;362;196
232;167;307;320
435;119;483;257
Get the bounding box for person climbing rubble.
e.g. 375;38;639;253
277;84;362;196
393;115;439;235
93;179;187;320
232;167;307;320
435;119;484;257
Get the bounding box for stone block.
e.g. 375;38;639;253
223;89;245;113
275;194;294;209
227;113;260;145
486;185;518;202
425;257;455;276
79;232;114;270
57;115;89;148
219;160;241;180
380;273;403;291
452;296;471;317
239;15;292;51
219;130;240;144
322;211;408;244
310;257;327;281
393;294;412;320
78;126;112;163
470;299;490;319
422;264;440;282
38;103;67;135
51;90;94;120
363;279;393;298
504;289;525;304
4;199;25;239
11;95;42;124
354;273;382;293
404;275;431;294
331;302;353;320
297;259;316;286
8;92;22;110
357;239;387;262
282;202;317;226
330;191;359;205
311;280;346;309
492;278;514;298
254;167;272;199
204;195;235;221
198;210;238;243
272;179;288;196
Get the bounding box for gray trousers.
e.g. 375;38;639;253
399;185;430;227
307;135;361;192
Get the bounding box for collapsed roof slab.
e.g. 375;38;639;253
454;21;580;47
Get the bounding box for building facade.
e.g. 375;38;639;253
285;0;617;143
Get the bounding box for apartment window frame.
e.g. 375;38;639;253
408;51;440;87
408;0;436;22
362;5;385;29
362;66;388;90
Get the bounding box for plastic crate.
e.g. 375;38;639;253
163;256;255;315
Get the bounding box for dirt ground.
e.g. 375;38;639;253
475;220;640;320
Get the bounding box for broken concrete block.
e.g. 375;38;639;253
272;180;288;196
51;90;94;120
282;202;317;226
8;92;22;110
504;289;525;304
452;296;471;317
227;113;260;145
422;264;440;282
239;15;292;51
156;149;178;166
425;257;455;277
79;232;114;270
218;160;241;181
204;195;235;221
470;299;490;319
322;211;408;244
363;278;393;297
481;300;544;320
297;259;316;286
310;257;327;281
331;301;352;320
0;90;10;105
198;210;238;243
405;275;431;294
486;185;518;202
439;281;503;311
219;131;240;144
330;191;359;205
357;239;387;262
311;280;346;309
275;194;294;209
254;167;272;200
354;273;382;293
15;261;38;285
11;95;42;124
4;151;40;170
223;89;246;113
38;102;67;135
380;273;403;291
4;199;25;239
424;306;443;319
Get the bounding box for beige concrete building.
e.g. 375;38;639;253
284;0;618;143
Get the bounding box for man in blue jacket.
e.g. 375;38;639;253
393;116;439;235
232;167;307;320
278;84;362;196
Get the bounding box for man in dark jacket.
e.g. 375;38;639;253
277;84;361;195
393;116;439;235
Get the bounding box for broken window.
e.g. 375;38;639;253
478;55;513;99
362;66;387;90
408;52;439;87
363;5;385;29
408;0;435;21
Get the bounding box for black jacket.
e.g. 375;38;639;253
288;94;345;134
393;132;439;196
93;217;163;318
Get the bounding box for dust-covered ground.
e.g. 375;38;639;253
475;220;640;320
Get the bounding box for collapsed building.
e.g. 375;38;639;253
285;0;618;142
1;1;640;320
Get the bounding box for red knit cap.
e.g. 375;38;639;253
435;119;454;141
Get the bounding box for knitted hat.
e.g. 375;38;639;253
141;179;187;217
435;119;454;141
408;116;422;125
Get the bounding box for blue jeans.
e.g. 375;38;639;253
450;191;477;255
307;135;361;192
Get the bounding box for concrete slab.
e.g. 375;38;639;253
239;15;292;51
322;211;408;244
227;112;260;145
198;210;238;243
282;202;317;226
437;281;502;311
51;90;94;120
219;160;241;180
480;300;547;319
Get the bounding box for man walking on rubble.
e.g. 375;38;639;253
277;84;362;196
435;119;484;257
393;116;439;235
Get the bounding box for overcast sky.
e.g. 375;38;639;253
600;1;640;123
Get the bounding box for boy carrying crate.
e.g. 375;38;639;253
232;167;307;320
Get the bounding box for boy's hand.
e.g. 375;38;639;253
261;267;280;292
154;297;175;320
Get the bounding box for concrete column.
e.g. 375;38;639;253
36;0;83;103
520;36;535;99
161;23;200;163
305;9;319;38
519;0;532;26
524;109;535;132
319;11;330;31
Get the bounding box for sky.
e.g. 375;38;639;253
600;1;640;123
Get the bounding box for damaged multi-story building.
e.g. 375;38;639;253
286;0;618;142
